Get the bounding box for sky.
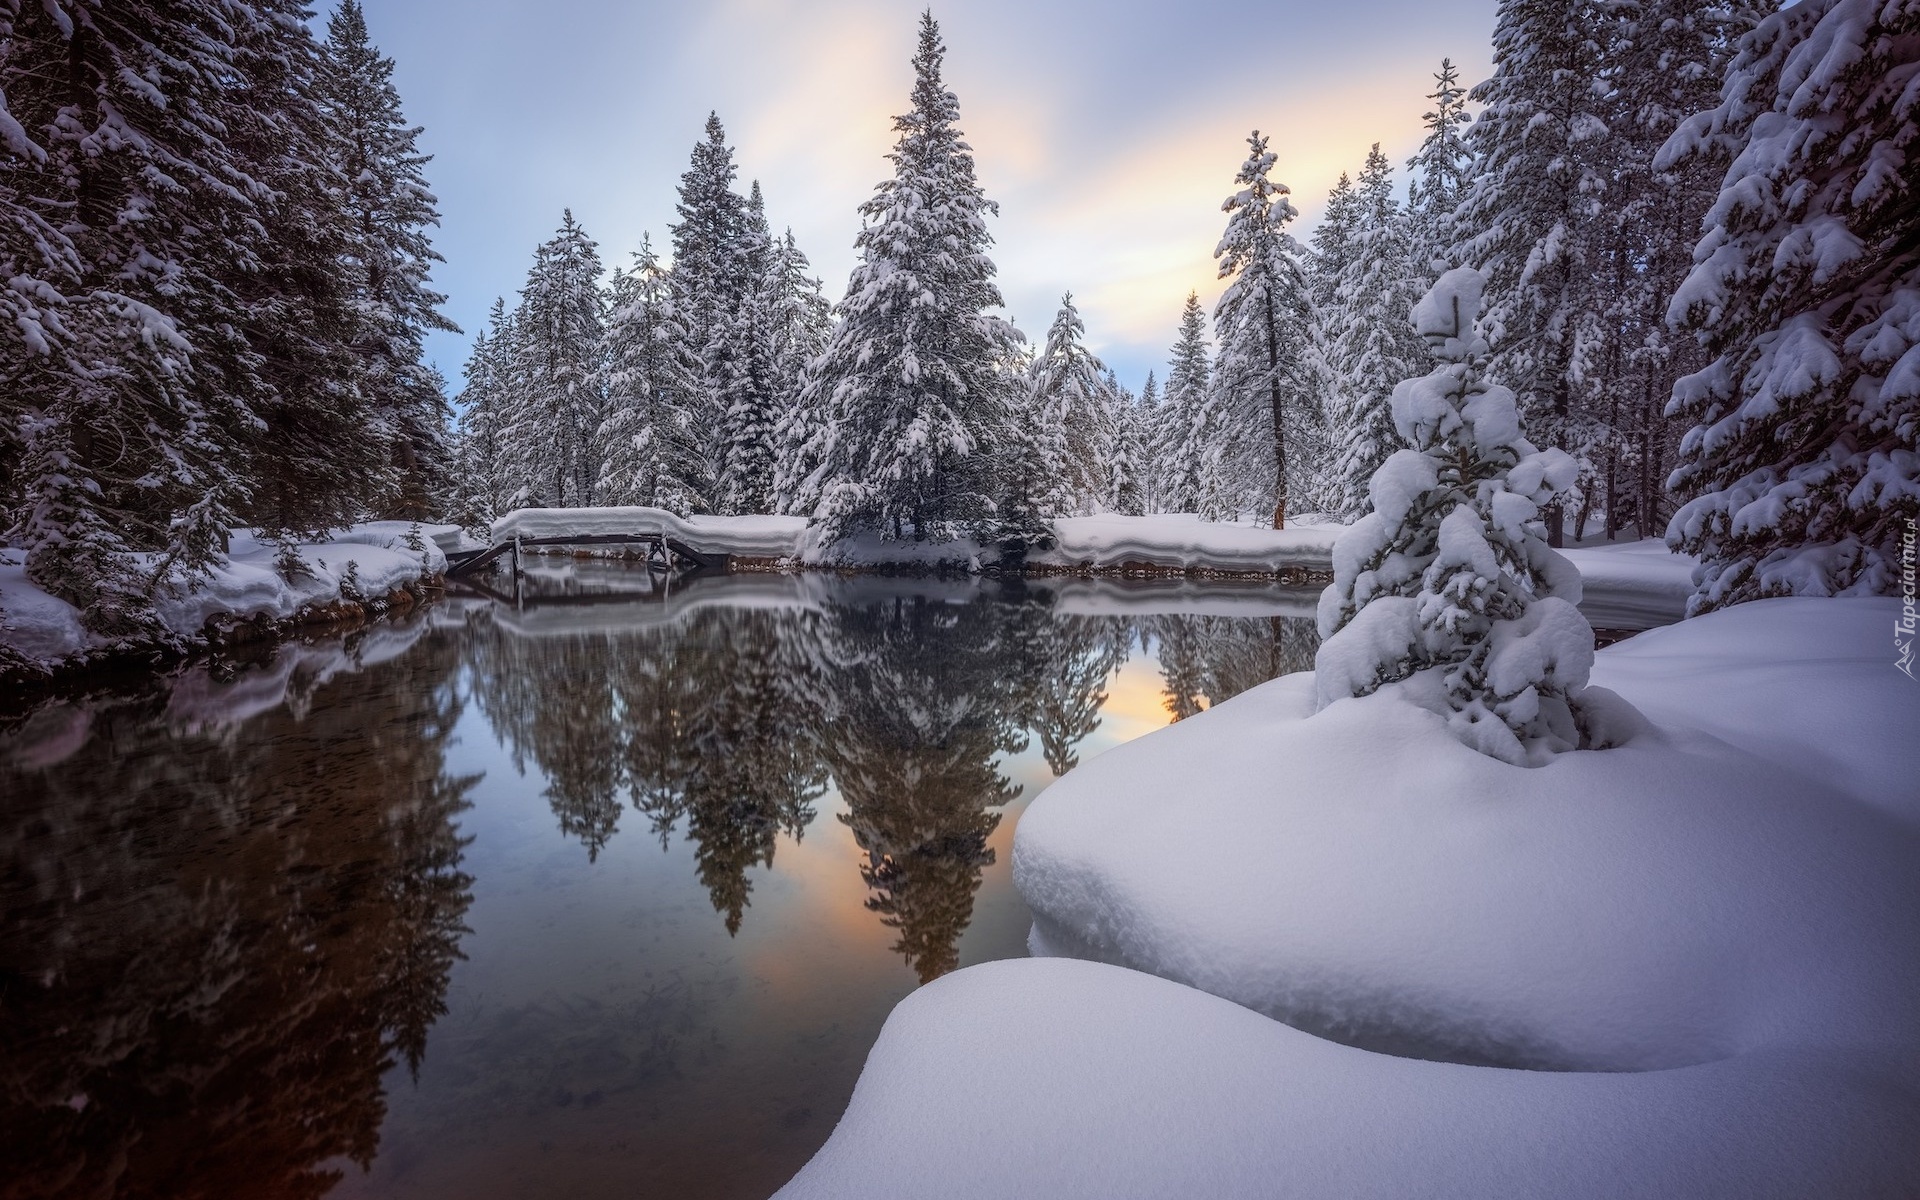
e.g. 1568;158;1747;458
353;0;1498;395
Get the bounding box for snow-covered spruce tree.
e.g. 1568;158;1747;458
1102;372;1147;516
713;183;781;513
1327;146;1431;521
1452;0;1614;545
1314;268;1623;766
767;228;833;515
1029;294;1114;511
319;0;461;521
1133;371;1163;511
1212;131;1318;528
1659;0;1920;611
500;212;606;508
669;113;752;502
1157;292;1222;514
453;298;514;528
1307;172;1361;309
2;0;273;635
1591;1;1753;542
597;236;707;513
799;13;1026;546
1404;57;1473;275
219;0;384;542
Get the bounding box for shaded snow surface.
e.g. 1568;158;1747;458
1559;538;1696;629
779;597;1920;1197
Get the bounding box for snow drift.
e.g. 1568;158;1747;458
778;597;1920;1197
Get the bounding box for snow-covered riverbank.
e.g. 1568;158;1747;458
778;597;1920;1197
1;523;452;680
3;512;1694;680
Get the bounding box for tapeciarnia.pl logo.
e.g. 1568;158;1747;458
1899;518;1917;680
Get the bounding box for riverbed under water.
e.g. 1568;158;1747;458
1;564;1321;1200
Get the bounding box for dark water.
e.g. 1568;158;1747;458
0;566;1318;1200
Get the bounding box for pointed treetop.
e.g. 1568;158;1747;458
1215;131;1299;278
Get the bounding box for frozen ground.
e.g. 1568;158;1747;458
779;597;1920;1197
0;523;448;674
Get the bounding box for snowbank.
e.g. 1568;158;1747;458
1560;538;1696;629
0;523;445;675
780;598;1920;1196
1032;513;1341;574
778;958;1915;1200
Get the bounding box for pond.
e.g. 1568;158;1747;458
0;565;1321;1200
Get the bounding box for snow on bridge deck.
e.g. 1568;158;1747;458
487;508;1341;575
490;507;811;561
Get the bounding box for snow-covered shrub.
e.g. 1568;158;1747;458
1315;267;1631;765
1659;0;1920;613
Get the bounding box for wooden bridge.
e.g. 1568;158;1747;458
445;532;730;579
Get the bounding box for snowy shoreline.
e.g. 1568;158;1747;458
2;513;1695;687
0;523;455;690
778;597;1920;1197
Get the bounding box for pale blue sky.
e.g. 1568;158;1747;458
355;0;1497;392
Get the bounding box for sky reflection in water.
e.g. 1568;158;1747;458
0;566;1318;1200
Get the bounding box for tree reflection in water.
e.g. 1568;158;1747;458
464;576;1315;983
1146;612;1320;720
0;574;1321;1200
0;623;475;1200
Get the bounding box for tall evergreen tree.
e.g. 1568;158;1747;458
597;236;706;513
1327;146;1431;520
1134;371;1162;511
767;228;834;515
1212;131;1316;527
1404;57;1473;274
4;1;285;634
1102;372;1147;516
1659;0;1919;611
1029;293;1113;511
798;13;1026;544
668;113;750;504
1452;0;1614;544
453;299;510;532
716;182;782;513
1307;172;1361;308
1158;293;1221;515
319;0;460;520
1586;1;1755;541
499;211;606;508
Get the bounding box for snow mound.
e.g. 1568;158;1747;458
1033;513;1340;573
776;957;1918;1200
1016;597;1918;1071
779;598;1919;1197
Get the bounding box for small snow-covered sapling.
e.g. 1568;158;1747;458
1313;267;1638;765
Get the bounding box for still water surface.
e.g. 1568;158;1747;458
1;566;1319;1200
